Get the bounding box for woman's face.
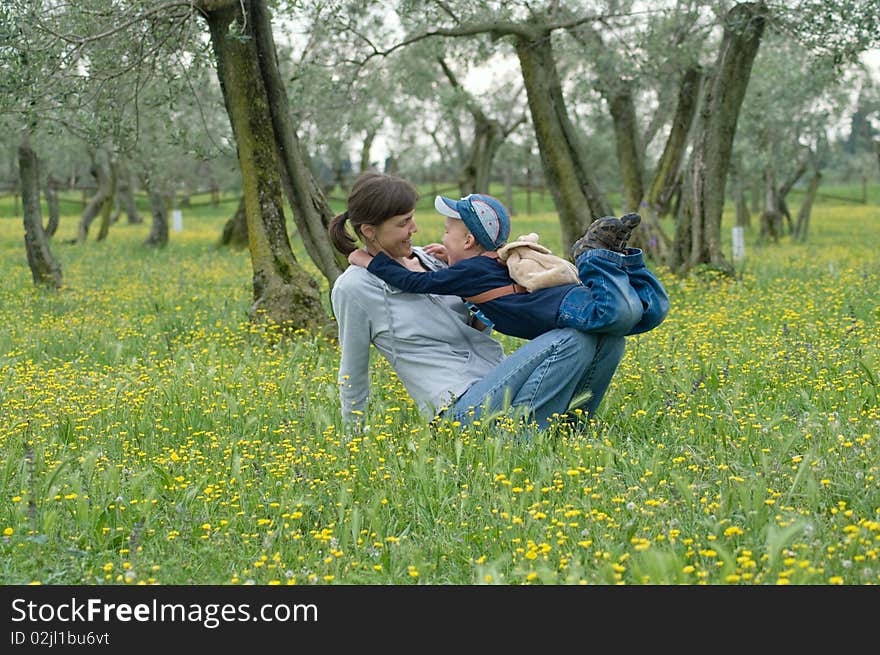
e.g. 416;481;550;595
367;209;417;259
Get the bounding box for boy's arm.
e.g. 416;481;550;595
366;252;488;297
348;249;373;268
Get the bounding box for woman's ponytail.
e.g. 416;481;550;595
328;210;357;255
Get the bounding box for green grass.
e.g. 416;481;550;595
0;190;878;585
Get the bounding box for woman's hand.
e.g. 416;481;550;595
422;243;447;262
348;249;373;268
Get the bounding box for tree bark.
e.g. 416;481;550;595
44;174;60;237
201;0;328;332
608;87;643;214
459;117;503;196
360;128;377;173
77;151;112;243
19;133;62;289
758;167;781;242
118;164;143;224
438;57;504;196
96;160;117;242
672;2;766;274
632;68;702;262
514;27;612;253
249;0;346;285
219;195;248;249
793;168;821;242
730;159;751;229
143;182;170;248
776;158;807;234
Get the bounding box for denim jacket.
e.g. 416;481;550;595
330;247;505;423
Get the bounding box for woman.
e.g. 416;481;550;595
328;171;625;431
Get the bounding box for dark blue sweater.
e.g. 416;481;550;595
367;252;579;340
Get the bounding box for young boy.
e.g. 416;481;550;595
347;193;669;341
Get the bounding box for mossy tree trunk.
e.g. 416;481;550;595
219;195;248;249
77;150;112;244
19;132;62;289
95;160;117;242
438;57;509;197
672;1;766;274
118;163;143;224
200;0;328;332
758;167;782;243
143;178;170;248
359;128;377;173
44;174;60;237
639;66;702;261
793;166;821;242
514;26;612;253
730;159;751;229
249;0;347;284
776;158;807;235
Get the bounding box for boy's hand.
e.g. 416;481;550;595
348;249;373;268
423;243;447;262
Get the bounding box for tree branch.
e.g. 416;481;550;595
35;1;197;46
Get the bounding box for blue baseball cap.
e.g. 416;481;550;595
434;194;511;250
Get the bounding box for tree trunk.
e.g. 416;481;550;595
514;28;612;253
360;128;376;173
96;160;117;242
793;168;821;242
249;0;347;285
635;68;702;262
503;167;515;216
459;117;503;196
44;174;60;237
750;178;761;214
609;87;644;214
438;57;504;197
219;195;248;249
776;158;806;235
19;133;62;288
758;167;781;243
143;182;170;248
119;165;143;224
730;162;751;229
672;1;766;274
77;151;112;243
201;0;328;332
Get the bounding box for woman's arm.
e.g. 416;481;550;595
330;282;373;425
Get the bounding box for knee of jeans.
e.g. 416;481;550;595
643;296;670;328
602;300;643;335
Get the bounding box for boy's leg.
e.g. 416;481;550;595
619;248;670;335
558;249;643;336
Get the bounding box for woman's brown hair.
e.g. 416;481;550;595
328;171;419;255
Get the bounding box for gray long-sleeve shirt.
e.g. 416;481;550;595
330;247;506;422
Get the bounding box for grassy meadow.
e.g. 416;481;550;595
0;189;878;585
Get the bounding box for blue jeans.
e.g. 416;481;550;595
558;248;669;336
449;328;626;430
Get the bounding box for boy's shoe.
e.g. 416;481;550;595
618;212;642;249
571;213;641;259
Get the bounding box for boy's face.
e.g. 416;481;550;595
441;217;477;265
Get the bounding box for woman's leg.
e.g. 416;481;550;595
571;334;626;416
450;328;625;429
